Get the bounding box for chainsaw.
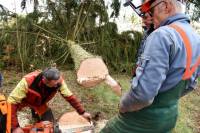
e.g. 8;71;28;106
22;121;94;133
22;111;94;133
1;91;94;133
22;121;59;133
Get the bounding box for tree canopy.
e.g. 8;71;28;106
187;0;200;21
0;0;143;73
0;0;199;72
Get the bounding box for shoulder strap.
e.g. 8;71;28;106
169;24;200;80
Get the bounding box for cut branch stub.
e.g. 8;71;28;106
58;111;90;126
58;111;94;132
67;40;108;88
77;57;109;88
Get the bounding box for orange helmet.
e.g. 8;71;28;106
124;0;186;17
123;0;155;17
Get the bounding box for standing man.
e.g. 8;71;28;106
7;67;91;133
136;6;154;59
132;1;154;77
101;0;200;132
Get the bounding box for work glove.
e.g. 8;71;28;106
81;112;92;122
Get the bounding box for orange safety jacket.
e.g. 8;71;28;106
17;71;62;115
169;24;200;80
0;94;11;133
10;71;85;129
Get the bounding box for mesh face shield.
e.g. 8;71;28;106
123;0;155;17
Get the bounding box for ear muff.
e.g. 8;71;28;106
41;77;45;83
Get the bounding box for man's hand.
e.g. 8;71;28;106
119;92;154;113
81;112;92;122
119;103;129;113
12;127;24;133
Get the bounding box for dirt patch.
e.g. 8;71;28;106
94;120;108;133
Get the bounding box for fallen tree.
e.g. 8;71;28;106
67;40;121;96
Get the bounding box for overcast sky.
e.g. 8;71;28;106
0;0;141;32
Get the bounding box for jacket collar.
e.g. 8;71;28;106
159;13;190;27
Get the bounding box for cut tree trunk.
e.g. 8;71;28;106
67;40;107;88
58;111;94;133
67;40;121;96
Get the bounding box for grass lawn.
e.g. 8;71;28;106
174;89;200;133
79;73;200;133
1;70;200;132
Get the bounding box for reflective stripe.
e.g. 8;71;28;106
6;103;11;133
169;24;200;80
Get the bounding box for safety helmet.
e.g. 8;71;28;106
124;0;155;17
124;0;186;17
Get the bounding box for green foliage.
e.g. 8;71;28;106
68;40;94;70
72;21;142;72
84;22;143;73
0;0;142;73
0;4;16;22
110;0;121;18
0;15;67;70
186;0;200;21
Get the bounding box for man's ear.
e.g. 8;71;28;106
42;76;46;83
165;0;173;14
57;77;62;83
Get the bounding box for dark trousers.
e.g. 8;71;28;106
0;112;6;133
31;108;55;123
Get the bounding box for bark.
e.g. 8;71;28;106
67;40;121;96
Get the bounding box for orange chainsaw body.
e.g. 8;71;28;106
22;121;54;133
22;111;94;133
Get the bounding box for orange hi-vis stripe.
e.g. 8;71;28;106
6;103;11;133
169;24;200;80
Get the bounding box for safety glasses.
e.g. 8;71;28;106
124;0;166;17
149;0;166;16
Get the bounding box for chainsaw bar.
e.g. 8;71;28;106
59;125;94;133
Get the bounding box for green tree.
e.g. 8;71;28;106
0;0;142;75
186;0;200;21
